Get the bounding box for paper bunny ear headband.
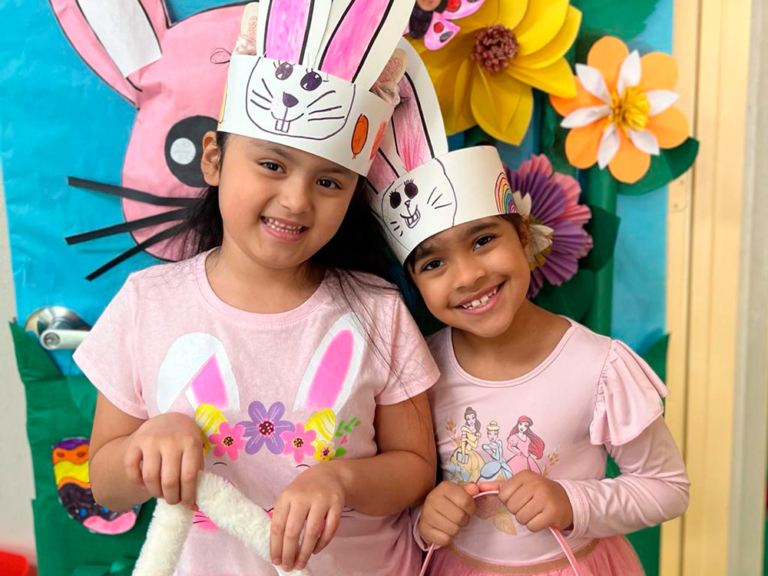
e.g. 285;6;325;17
218;0;415;176
368;40;517;264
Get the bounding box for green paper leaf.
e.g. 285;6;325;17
572;0;661;62
464;125;495;148
540;100;576;178
642;335;669;383
620;138;700;196
532;269;595;322
581;206;621;272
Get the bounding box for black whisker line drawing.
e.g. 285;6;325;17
434;203;452;210
427;187;437;205
261;79;273;98
250;99;270;111
68;177;196;207
430;193;443;207
307;90;336;108
85;222;189;281
250;89;272;103
65;208;190;245
389;221;397;225
308;116;345;122
309;105;342;115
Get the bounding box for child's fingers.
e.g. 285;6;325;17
313;506;341;555
525;508;553;533
430;497;473;528
160;446;182;505
426;508;466;537
476;481;500;493
514;495;542;527
463;482;481;496
505;482;536;515
295;505;327;569
124;445;145;487
179;446;202;509
140;450;162;499
270;501;290;566
281;501;311;571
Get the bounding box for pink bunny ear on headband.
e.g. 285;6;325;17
133;473;311;576
317;0;415;89
369;38;448;193
293;314;365;414
257;0;332;64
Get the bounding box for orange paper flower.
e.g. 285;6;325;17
550;37;689;183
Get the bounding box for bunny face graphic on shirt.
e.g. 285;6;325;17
246;58;354;140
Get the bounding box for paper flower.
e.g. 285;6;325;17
281;424;317;464
413;0;581;144
550;36;689;183
238;401;295;455
505;154;593;298
209;422;246;461
408;0;487;51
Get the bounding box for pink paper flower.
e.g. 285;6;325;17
281;424;317;464
209;422;246;461
505;154;593;298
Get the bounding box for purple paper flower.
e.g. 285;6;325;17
505;155;593;298
239;401;294;455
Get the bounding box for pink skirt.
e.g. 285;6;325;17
426;536;645;576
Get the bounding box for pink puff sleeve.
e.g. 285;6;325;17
73;276;147;420
589;340;668;447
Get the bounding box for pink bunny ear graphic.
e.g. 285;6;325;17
293;314;365;413
258;0;332;65
50;0;167;104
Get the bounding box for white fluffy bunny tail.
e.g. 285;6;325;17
133;499;194;576
133;472;311;576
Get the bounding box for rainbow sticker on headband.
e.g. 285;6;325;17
495;172;517;215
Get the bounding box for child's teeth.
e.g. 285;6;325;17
472;299;481;307
480;295;489;304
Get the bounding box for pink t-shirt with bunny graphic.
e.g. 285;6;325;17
74;252;439;576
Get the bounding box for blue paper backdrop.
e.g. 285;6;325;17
0;0;671;367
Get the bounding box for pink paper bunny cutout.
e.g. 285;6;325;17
53;0;244;279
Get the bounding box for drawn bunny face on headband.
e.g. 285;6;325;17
246;58;354;140
380;159;457;248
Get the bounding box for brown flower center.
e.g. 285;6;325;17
223;435;234;447
293;438;304;449
470;25;519;73
258;420;275;437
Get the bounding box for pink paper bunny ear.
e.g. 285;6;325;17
293;314;365;414
50;0;168;105
317;0;414;89
257;0;332;65
391;39;448;170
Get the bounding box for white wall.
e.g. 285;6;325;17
0;161;37;563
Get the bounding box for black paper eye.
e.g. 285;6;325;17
275;62;294;80
301;71;323;91
404;181;419;199
389;191;402;209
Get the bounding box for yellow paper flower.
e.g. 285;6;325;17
411;0;581;145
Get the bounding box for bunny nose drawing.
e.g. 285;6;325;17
283;92;299;108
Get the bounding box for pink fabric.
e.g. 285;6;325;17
74;251;439;576
420;321;689;567
426;535;644;576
